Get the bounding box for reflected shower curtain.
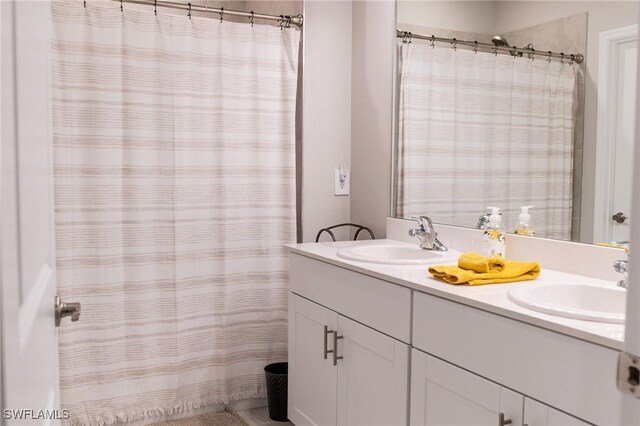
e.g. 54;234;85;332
51;1;299;424
397;42;576;240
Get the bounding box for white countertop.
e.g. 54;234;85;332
286;239;625;351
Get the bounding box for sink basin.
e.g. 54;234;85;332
508;283;626;324
337;244;456;265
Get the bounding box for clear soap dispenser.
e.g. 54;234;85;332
482;206;506;257
514;205;536;236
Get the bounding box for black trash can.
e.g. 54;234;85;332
264;362;288;422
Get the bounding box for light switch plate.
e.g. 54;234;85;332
334;169;349;196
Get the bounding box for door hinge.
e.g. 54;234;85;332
617;351;640;398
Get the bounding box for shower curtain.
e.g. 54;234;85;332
51;1;299;424
397;42;576;240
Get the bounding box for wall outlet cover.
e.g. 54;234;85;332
335;169;349;196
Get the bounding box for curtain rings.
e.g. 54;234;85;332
219;7;224;22
493;45;498;56
451;38;457;51
284;16;292;28
120;0;123;12
278;15;284;30
83;0;86;8
569;54;575;66
187;2;191;19
547;51;552;63
530;50;535;61
154;0;157;15
249;11;254;27
401;31;412;44
560;53;565;64
430;35;435;49
473;41;478;54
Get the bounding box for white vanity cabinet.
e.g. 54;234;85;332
523;399;590;426
288;256;411;426
287;250;635;426
410;349;523;426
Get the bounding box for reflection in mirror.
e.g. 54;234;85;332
392;1;638;245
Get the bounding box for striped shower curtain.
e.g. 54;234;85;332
51;1;299;424
397;42;576;240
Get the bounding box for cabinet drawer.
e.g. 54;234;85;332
289;253;411;342
412;292;622;425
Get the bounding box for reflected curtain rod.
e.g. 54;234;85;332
111;0;303;27
397;29;584;64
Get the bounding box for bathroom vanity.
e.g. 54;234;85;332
286;230;638;425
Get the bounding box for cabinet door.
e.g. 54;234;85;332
410;349;523;426
336;315;409;426
524;398;590;426
289;294;339;425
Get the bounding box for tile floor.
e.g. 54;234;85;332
235;406;292;426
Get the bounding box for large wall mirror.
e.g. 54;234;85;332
392;1;638;245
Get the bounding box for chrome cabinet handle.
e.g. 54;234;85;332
612;212;628;224
333;331;343;366
323;325;334;359
498;413;512;426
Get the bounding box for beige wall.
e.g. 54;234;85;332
301;0;353;242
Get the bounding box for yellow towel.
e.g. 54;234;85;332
457;252;505;273
429;252;540;286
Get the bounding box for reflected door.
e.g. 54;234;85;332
611;38;637;243
595;24;638;244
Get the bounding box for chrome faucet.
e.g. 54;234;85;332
476;213;490;230
409;216;448;251
614;258;629;289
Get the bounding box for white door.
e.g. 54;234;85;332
336;315;408;426
1;1;68;424
523;398;589;426
611;38;637;243
595;24;638;244
410;349;523;426
288;295;338;425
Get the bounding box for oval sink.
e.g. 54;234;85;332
508;283;626;324
337;244;456;265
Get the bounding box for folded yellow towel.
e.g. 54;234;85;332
457;252;505;273
429;252;540;286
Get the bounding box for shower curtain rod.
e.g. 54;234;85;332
397;29;584;64
113;0;303;27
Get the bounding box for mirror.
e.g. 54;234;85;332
393;1;639;245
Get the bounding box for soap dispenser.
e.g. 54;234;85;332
482;206;506;257
514;205;535;236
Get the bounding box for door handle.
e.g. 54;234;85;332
55;295;81;327
333;331;343;366
498;413;512;426
323;325;334;359
612;212;628;224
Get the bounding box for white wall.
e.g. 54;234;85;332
397;0;497;35
301;1;352;242
350;0;396;239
